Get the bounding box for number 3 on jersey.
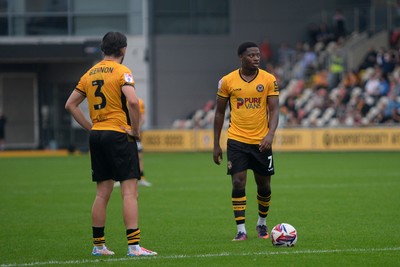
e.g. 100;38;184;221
93;80;106;110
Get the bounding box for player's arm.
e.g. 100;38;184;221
65;90;92;131
213;96;228;165
259;95;279;152
121;85;140;138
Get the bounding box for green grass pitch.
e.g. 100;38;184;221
0;151;399;267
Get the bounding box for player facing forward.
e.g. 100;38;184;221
213;41;279;241
136;98;152;186
114;97;152;188
65;32;157;256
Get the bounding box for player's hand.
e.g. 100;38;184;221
259;134;273;152
213;146;223;165
121;126;140;140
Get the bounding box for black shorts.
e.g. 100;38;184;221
227;139;275;176
89;130;140;182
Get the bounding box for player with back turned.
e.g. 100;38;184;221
213;41;280;241
65;32;157;256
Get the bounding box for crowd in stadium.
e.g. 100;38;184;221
173;21;400;130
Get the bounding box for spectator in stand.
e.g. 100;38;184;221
277;42;295;82
316;23;334;45
311;68;329;90
390;27;400;49
332;9;347;40
358;47;377;71
342;69;361;88
333;84;351;124
344;93;365;126
260;38;273;69
312;88;330;110
378;51;396;76
364;67;390;98
328;44;345;89
356;95;371;119
281;96;299;126
391;75;400;96
364;68;382;97
293;42;317;80
307;22;320;47
277;43;295;66
380;92;400;123
336;84;351;106
304;88;331;126
378;74;391;97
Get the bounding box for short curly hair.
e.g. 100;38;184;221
101;32;127;57
237;41;258;56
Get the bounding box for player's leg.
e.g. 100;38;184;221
117;137;156;256
227;139;249;241
120;179;139;250
89;130;115;255
120;179;156;256
254;173;271;239
91;180;115;255
251;147;275;239
137;144;152;187
120;179;139;229
92;180;114;226
231;170;248;241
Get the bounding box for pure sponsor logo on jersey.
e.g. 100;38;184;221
124;73;133;83
89;66;114;75
233;88;242;91
218;79;223;89
256;84;264;92
237;97;262;109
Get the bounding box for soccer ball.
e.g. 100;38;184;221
271;223;297;247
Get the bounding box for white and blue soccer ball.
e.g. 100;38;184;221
271;223;297;247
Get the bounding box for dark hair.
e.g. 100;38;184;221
237;41;258;56
101;32;127;57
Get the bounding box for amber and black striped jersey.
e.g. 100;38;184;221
75;60;135;133
217;68;279;144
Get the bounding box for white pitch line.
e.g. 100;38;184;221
1;247;400;267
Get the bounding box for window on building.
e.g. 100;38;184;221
0;0;7;35
25;16;68;35
25;0;68;12
73;16;128;36
153;0;229;35
72;0;127;12
0;0;142;36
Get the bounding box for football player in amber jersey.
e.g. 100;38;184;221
136;98;153;186
65;32;156;257
213;41;279;241
114;98;152;187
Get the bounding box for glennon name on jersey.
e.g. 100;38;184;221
89;66;114;75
